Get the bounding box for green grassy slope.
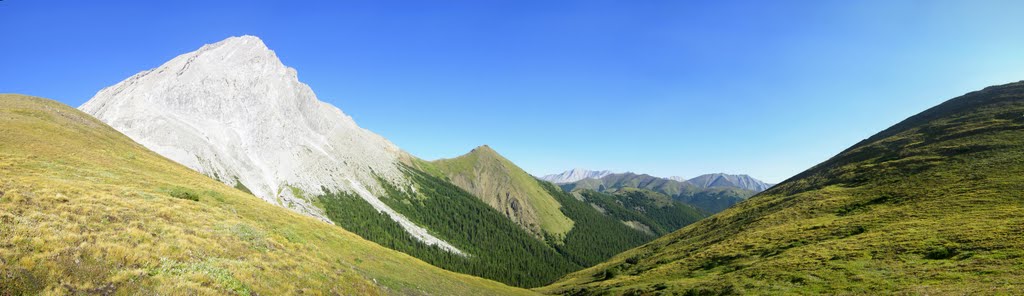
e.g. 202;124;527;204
540;81;1024;295
0;94;533;295
429;145;574;239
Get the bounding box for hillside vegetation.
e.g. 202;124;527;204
430;145;574;239
319;165;583;287
541;82;1024;295
0;94;532;295
312;145;708;288
576;188;705;236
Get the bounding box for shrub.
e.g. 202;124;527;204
924;245;956;260
167;187;200;201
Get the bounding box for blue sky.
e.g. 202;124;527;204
3;1;1024;183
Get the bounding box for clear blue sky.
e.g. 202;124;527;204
3;1;1024;183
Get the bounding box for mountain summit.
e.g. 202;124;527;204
81;36;407;218
429;145;574;238
79;36;467;254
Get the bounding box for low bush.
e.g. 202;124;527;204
167;187;200;201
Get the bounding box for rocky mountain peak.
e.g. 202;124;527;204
79;35;471;255
79;35;408;220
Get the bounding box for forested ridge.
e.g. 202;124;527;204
318;165;710;287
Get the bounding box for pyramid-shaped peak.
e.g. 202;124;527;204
473;144;496;153
467;144;508;159
79;34;410;219
208;35;269;50
183;35;280;68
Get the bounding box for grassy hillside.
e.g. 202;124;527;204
540;81;1024;295
0;94;533;295
430;145;574;239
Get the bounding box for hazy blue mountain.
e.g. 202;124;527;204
687;173;774;191
540;168;614;184
554;171;771;213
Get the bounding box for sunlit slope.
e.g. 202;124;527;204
0;94;532;295
540;82;1024;295
429;145;574;239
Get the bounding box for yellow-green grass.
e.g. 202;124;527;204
540;82;1024;295
428;145;574;239
0;94;534;295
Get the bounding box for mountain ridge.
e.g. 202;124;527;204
553;171;769;213
542;169;772;192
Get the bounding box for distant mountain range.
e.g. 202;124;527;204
542;170;773;213
542;169;772;192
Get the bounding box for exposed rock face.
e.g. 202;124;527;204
540;168;614;184
80;35;464;255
